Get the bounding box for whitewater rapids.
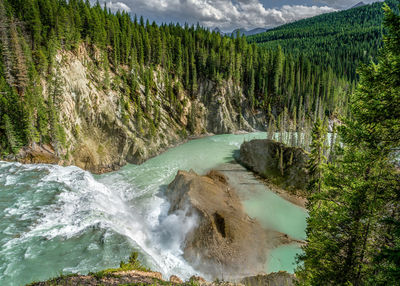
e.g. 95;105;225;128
0;133;306;286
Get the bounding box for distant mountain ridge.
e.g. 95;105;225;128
231;28;268;37
212;27;267;37
213;1;369;37
351;1;366;9
213;27;224;35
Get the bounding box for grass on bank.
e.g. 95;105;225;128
26;251;206;286
26;251;152;285
88;251;151;279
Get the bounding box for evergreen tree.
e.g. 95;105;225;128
3;114;19;153
306;119;327;195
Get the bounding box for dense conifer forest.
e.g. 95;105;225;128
0;0;351;155
248;0;400;82
297;5;400;285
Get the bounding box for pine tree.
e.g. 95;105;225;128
306;119;327;195
144;67;153;114
3;114;19;153
273;46;284;95
190;52;197;96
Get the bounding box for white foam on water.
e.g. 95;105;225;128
1;133;307;285
88;243;99;250
4;174;17;186
0;162;200;283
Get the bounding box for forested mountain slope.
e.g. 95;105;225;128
247;0;400;82
0;0;352;171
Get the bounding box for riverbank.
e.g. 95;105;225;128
215;162;307;209
3;130;261;174
27;251;296;286
264;182;307;209
28;270;296;286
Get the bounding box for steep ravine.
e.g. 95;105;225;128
7;45;266;173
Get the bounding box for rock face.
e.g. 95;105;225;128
239;139;309;191
170;275;184;284
241;272;296;286
11;143;60;165
166;170;291;279
5;44;267;173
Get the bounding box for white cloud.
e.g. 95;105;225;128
105;1;131;12
95;0;337;31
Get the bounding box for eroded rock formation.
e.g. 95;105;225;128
166;170;293;279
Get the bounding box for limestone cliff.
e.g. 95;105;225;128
7;45;266;173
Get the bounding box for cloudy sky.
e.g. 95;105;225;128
95;0;383;32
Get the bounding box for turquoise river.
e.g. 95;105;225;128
0;133;307;286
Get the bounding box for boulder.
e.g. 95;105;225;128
189;275;208;284
14;143;60;165
239;139;309;191
170;275;183;284
241;272;296;286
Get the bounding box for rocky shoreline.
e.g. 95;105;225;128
28;270;296;286
2;131;258;174
3;133;207;174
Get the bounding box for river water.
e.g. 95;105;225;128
0;133;307;285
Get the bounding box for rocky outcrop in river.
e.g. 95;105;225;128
239;139;309;191
166;170;295;279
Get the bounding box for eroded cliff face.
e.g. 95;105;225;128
12;45;266;173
